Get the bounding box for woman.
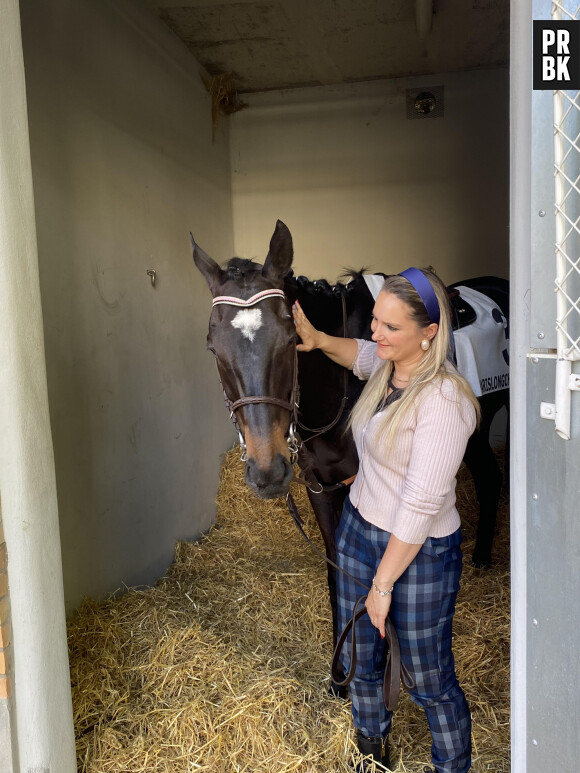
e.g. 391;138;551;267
292;268;479;773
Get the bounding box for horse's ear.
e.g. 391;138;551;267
190;233;224;294
262;220;293;282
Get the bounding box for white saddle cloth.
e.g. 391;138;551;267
452;286;509;397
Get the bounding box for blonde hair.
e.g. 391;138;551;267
348;268;480;446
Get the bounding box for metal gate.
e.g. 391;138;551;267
536;1;580;439
512;2;580;771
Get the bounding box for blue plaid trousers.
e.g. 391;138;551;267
336;497;472;773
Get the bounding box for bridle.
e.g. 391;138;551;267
211;288;301;464
211;285;352;489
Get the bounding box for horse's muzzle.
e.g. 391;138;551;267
244;453;294;499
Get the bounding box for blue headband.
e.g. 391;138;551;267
398;267;440;325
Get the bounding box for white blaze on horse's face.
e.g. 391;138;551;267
231;308;263;342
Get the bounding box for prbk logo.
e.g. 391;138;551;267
533;20;580;89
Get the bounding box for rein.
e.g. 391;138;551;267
331;596;414;710
285;289;411;709
285;489;414;710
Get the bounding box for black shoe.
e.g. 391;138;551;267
354;730;391;771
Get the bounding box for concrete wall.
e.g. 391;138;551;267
20;0;235;613
231;69;509;285
1;1;76;767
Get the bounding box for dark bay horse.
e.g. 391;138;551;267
192;220;508;665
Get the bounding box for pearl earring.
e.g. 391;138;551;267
421;339;430;351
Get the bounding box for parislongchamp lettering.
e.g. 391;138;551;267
479;373;510;394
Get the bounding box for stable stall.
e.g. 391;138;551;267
1;0;578;771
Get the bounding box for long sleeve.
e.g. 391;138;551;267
391;384;476;543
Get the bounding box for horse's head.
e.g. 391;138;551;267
192;220;297;499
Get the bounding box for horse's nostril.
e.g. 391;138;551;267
246;455;290;485
245;453;293;498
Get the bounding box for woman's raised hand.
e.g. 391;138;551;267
292;300;321;352
292;300;357;367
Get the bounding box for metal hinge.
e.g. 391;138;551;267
530;350;580;438
535;356;579;440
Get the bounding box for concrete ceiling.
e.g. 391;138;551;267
140;0;509;94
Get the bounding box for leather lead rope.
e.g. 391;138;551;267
330;595;414;711
285;491;414;710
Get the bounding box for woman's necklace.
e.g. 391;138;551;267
391;372;410;388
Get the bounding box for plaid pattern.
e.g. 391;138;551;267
336;497;472;773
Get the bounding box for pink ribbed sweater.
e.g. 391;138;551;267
349;339;476;544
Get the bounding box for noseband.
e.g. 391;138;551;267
211;289;301;463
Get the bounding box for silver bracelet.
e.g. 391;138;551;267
372;578;394;597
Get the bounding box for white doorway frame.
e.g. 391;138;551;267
509;2;531;771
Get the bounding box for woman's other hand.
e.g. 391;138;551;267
292;300;321;352
365;588;392;640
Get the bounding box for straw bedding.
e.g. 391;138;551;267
69;448;510;772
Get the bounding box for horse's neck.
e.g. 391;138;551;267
287;275;373;429
286;289;344;336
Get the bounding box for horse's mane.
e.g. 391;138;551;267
284;267;369;297
220;258;371;299
282;267;374;340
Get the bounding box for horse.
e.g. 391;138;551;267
192;219;509;671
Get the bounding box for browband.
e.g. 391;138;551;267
212;288;286;307
398;267;440;325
